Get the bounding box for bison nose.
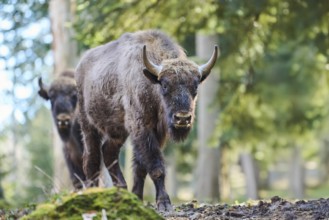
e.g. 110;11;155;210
173;112;192;128
56;113;71;129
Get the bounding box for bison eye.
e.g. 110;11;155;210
160;81;169;95
72;94;78;106
49;98;56;106
49;95;55;102
191;81;199;97
191;88;198;97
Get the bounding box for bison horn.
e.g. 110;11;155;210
38;77;49;91
199;46;219;81
38;77;50;100
142;45;162;77
38;77;44;89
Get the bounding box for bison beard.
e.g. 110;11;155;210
76;30;218;211
169;126;191;142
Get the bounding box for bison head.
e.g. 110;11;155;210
142;45;218;141
38;71;78;141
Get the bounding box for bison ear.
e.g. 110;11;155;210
38;77;50;100
143;69;160;84
38;90;49;100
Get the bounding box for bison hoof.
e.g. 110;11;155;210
157;198;173;212
85;179;99;188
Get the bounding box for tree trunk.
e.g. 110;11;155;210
194;33;220;202
289;146;305;198
320;138;329;182
166;152;178;199
220;146;231;200
49;0;78;190
239;152;259;199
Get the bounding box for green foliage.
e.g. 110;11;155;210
74;0;217;48
218;42;329;148
22;187;163;220
216;1;329;152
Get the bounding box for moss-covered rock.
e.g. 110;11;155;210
22;187;163;220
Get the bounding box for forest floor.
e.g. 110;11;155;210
158;196;329;219
2;195;329;219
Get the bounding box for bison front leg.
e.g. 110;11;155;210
131;132;172;211
63;147;86;189
102;137;128;188
132;155;147;200
81;126;103;187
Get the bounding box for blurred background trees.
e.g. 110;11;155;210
0;0;328;207
0;0;53;205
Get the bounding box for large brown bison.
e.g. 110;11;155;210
38;70;86;189
76;30;218;211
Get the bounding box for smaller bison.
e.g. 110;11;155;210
38;70;86;189
76;30;218;211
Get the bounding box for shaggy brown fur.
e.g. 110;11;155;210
75;30;217;211
38;70;86;189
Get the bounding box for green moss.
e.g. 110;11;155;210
22;187;163;220
22;203;57;219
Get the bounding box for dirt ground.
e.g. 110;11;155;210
160;196;329;220
2;196;329;219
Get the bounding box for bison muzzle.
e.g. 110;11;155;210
75;30;218;211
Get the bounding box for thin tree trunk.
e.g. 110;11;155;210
195;33;220;202
289;146;304;198
239;152;259;199
49;0;78;190
166;152;177;199
10;109;18;198
320;138;329;182
220;146;231;200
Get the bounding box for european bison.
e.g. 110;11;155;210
38;70;86;189
75;30;218;210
